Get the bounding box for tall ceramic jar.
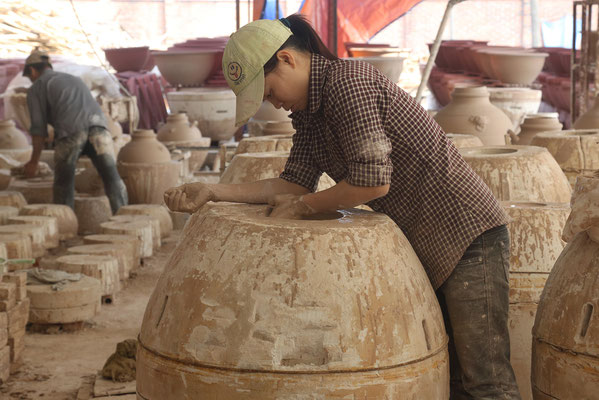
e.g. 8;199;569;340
509;113;563;145
117;130;180;204
137;203;449;399
157;113;211;173
0;119;32;163
433;86;513;145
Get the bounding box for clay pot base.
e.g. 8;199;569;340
136;345;449;399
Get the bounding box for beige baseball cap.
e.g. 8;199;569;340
223;19;292;127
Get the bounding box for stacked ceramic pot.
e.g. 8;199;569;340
459;145;571;203
531;174;599;399
573;95;599;129
166;88;237;143
531;129;599;187
433;86;513;145
0;120;32;163
137;203;449;399
117;130;180;204
535;47;573;118
247;101;292;137
487;87;542;131
157;113;211;173
502;201;570;400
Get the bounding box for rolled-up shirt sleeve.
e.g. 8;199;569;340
26;86;48;137
279;114;322;192
327;76;393;187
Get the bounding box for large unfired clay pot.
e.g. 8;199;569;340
459;145;571;203
509;113;563;145
530;129;599;187
247;101;292;137
434;86;513;145
166;88;237;142
137;203;449;399
573;95;599;129
502;201;570;400
531;230;599;399
0;119;32;163
117;130;180;204
487;88;542;131
487;50;548;85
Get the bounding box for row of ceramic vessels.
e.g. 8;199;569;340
104;38;228;87
429;40;548;85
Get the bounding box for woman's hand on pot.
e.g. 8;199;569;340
164;183;215;213
269;194;316;219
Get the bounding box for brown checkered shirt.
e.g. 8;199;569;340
280;54;508;289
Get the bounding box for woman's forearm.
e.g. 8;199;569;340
301;180;389;212
210;178;310;204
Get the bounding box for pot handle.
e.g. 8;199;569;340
468;115;489;132
506;130;518;145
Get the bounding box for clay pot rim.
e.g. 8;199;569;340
459;145;545;157
202;202;389;227
525;113;560;119
161;138;211;147
485;50;549;58
535;129;599;138
501;201;570;210
234;151;290;159
103;46;150;52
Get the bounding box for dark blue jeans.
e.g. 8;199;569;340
437;225;521;399
53;127;128;213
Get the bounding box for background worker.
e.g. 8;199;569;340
165;16;521;399
22;50;127;213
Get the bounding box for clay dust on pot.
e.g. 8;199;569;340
137;203;449;399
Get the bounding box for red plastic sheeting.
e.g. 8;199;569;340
302;0;424;57
252;0;424;57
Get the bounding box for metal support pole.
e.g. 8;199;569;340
276;0;280;19
415;0;468;104
236;0;240;30
328;0;338;56
530;0;540;47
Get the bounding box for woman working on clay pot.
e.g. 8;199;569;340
164;15;520;399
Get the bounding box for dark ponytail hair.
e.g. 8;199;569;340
263;14;337;74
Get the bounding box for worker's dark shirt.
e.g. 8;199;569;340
26;69;106;140
280;54;508;289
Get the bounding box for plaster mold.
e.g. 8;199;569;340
8;178;53;204
67;243;133;281
530;129;599;187
19;204;78;240
56;254;120;298
502;201;570;400
110;215;161;249
0;233;32;260
0;192;26;209
0;224;45;257
83;234;141;270
235;135;294;155
100;220;153;258
0;206;18;225
459;145;571;203
74;195;112;235
137;203;449;399
27;276;101;324
116;204;173;238
7;215;59;249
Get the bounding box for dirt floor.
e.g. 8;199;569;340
0;231;181;400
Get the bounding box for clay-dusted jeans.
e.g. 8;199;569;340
437;225;521;399
53;127;128;213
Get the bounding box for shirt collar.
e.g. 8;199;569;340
307;53;331;114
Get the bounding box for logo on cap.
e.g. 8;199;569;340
227;62;243;83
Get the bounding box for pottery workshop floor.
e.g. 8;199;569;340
0;231;181;400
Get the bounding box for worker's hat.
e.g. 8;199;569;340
223;19;292;127
23;50;50;76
